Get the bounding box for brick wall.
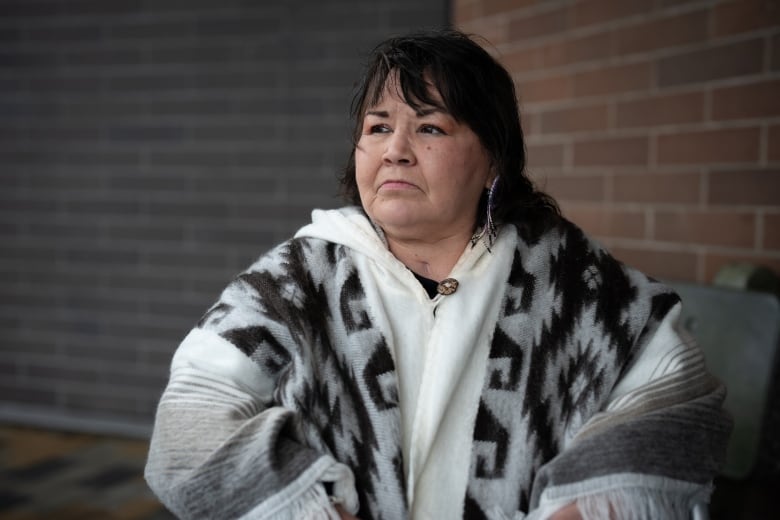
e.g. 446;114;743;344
0;0;447;435
455;0;780;282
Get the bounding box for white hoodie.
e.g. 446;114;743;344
296;207;518;519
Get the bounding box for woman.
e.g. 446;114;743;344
145;30;730;519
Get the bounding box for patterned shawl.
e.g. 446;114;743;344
145;207;730;519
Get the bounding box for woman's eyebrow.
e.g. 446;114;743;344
416;107;447;117
364;107;448;118
365;110;389;118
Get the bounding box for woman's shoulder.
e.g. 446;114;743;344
510;214;597;262
243;235;346;281
512;215;674;299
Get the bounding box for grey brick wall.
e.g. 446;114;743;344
0;0;448;436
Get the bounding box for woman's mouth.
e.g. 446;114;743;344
379;180;417;190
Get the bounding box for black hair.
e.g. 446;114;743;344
339;29;560;229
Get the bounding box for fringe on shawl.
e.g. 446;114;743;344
575;483;712;520
238;456;359;520
239;483;339;520
518;473;713;520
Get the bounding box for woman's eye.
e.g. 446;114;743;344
368;124;390;134
420;124;445;135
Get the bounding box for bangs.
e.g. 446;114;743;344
351;50;458;138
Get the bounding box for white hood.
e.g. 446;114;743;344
295;206;388;258
295;206;497;283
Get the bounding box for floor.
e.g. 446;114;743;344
0;423;174;520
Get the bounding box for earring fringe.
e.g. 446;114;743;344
471;177;498;251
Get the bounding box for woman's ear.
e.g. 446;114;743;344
485;172;498;190
485;160;497;189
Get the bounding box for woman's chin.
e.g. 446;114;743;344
369;210;426;238
374;215;423;233
366;205;427;234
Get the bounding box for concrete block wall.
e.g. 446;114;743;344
0;0;447;435
455;0;780;282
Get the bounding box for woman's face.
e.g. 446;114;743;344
355;78;493;242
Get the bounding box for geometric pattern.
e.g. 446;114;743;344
194;217;686;518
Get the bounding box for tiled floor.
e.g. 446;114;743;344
0;424;174;520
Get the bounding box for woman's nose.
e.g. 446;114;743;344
382;130;415;165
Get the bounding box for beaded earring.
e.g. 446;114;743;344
471;176;499;251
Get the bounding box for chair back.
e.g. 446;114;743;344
672;282;780;479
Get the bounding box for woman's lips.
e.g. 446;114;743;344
379;180;417;190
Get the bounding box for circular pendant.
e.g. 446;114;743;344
437;278;459;295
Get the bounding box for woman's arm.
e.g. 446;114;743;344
145;242;360;519
528;301;730;519
145;329;357;519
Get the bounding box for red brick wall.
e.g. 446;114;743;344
455;0;780;282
